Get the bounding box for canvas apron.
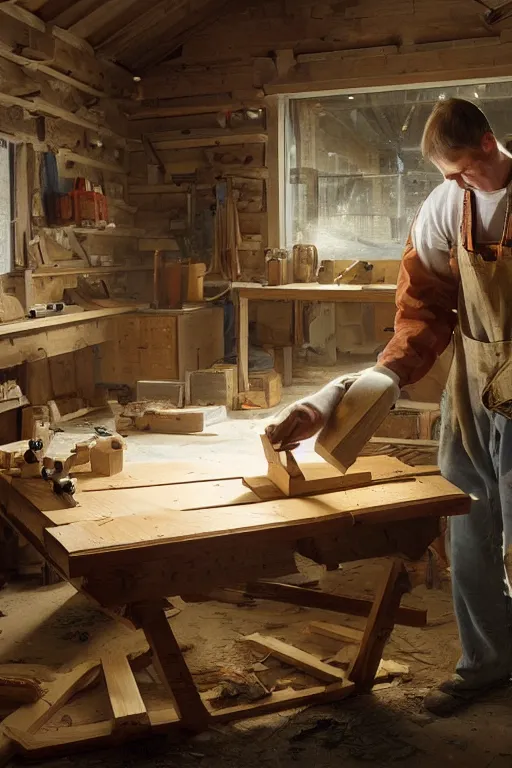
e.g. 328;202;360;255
446;185;512;458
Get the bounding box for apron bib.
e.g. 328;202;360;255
448;185;512;435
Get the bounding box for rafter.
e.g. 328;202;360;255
69;0;140;39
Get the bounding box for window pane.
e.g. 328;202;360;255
0;139;12;275
286;81;512;260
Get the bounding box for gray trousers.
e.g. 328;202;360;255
439;399;512;687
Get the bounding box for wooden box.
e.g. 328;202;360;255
101;306;224;388
247;370;282;409
187;367;237;409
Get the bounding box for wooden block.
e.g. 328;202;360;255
90;436;125;477
186;369;236;409
102;652;150;731
246;370;282;408
309;621;364;645
243;633;345;683
134;405;226;434
316;371;398;473
136;381;184;406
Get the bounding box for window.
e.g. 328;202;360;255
0;139;14;275
284;81;512;260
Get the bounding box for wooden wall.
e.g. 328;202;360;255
128;0;512;281
0;5;153;319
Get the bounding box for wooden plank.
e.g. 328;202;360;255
0;308;131;340
244;581;427;628
44;475;469;574
0;661;100;742
243;633;345;682
148;132;268;151
102;652;150;731
131;603;209;730
309;621;364;645
349;559;410;690
211;681;355;722
235;283;396;303
237;296;249;393
0;91;119;139
58;150;126;175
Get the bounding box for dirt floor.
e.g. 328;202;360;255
1;362;512;768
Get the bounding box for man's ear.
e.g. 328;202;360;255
481;131;497;155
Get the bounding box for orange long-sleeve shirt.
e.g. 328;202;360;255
378;236;459;388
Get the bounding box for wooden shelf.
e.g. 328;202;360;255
0;307;134;340
72;227;145;237
31;265;152;278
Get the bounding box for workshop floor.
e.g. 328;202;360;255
1;361;511;768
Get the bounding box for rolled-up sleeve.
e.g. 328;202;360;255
378;235;459;388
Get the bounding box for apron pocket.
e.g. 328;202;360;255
482;357;512;418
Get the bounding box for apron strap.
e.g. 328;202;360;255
500;184;512;247
461;189;475;252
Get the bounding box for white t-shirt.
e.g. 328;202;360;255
412;180;508;277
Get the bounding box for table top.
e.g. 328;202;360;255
0;456;468;583
233;282;397;303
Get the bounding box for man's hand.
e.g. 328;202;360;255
265;403;325;451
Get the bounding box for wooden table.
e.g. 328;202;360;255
233;282;397;392
0;456;468;761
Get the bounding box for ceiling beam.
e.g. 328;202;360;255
97;0;185;57
134;0;235;71
69;0;139;39
53;0;104;29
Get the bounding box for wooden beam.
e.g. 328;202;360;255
69;0;139;40
244;581;427;628
102;653;150;731
129;95;265;120
0;42;106;98
131;603;210;730
0;91;120;139
131;0;235;71
59;150;126;175
309;621;364;645
349;559;410;690
243;633;346;682
97;0;181;57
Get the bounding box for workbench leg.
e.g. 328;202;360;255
132;603;209;731
237;296;250;394
348;558;411;691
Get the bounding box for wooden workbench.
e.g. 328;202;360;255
233;282;397;392
0;455;468;760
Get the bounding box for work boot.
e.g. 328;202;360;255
423;674;511;717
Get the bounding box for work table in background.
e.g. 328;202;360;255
234;281;398;393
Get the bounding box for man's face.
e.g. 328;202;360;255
432;133;499;191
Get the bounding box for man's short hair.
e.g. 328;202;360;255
421;97;493;160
